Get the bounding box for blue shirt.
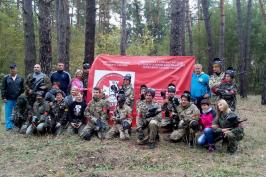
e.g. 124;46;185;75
190;72;210;99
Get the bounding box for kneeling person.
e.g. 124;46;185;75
26;91;50;135
169;91;200;146
49;90;68;135
81;87;109;140
106;93;132;140
136;88;161;149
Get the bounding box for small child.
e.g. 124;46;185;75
197;99;216;152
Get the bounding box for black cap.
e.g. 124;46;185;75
225;67;236;78
10;64;17;69
124;74;131;80
83;63;90;69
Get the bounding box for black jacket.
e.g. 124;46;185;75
1;74;24;100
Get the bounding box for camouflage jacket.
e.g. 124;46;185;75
113;104;132;124
50;100;68;125
176;103;200;123
217;80;237;100
33;100;50;119
209;72;225;95
84;99;108;122
212;111;244;139
25;72;51;93
122;84;134;107
14;94;32;121
82;72;89;88
136;100;161;128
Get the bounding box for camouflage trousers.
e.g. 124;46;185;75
137;119;159;144
26;122;48;135
169;120;198;144
218;130;244;153
106;124;130;140
79;121;108;140
66;124;85;136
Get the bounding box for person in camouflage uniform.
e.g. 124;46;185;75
211;99;244;154
122;74;134;108
161;84;180;131
49;90;68;135
216;67;237;111
209;58;225;108
13;93;32;134
80;87;109;140
82;62;90;98
26;91;50;135
136;88;161;149
24;64;51;106
168;91;200;146
106;92;132;140
136;84;147;111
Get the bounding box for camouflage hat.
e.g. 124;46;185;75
35;91;44;97
225;67;236;78
124;74;131;80
181;91;191;101
146;88;156;98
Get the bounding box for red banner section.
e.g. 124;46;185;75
87;55;196;125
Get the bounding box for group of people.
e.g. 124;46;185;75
1;57;244;154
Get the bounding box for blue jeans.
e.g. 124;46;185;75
5;100;16;129
197;128;214;145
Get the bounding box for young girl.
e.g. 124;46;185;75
197;99;216;152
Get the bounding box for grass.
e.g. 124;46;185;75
0;95;265;177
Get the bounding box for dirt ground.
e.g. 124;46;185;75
0;95;265;177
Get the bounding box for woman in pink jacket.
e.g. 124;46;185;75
197;99;216;152
70;69;87;93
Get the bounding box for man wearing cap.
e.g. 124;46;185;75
122;74;134;108
26;91;50;135
168;91;200;146
136;88;161;149
136;84;147;112
82;62;90;98
216;67;237;111
49;90;68;135
190;64;210;111
209;58;225;108
1;64;24;130
24;64;51;106
50;62;71;95
161;84;180;131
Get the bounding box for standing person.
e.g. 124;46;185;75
1;64;24;130
82;62;90;98
161;84;180;131
24;64;51;106
50;62;71;95
209;58;225;109
136;88;161;149
216;67;237;111
190;64;210;111
70;69;86;93
81;87;109;140
212;99;244;154
122;74;134;108
197;99;216;152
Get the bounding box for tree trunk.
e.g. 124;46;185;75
262;59;266;104
120;0;127;56
76;0;81;29
185;0;193;55
84;0;96;65
201;0;214;74
56;0;70;71
22;0;36;77
170;0;183;56
17;0;20;9
133;0;142;37
219;0;225;60
180;0;186;56
259;0;266;25
38;0;52;75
